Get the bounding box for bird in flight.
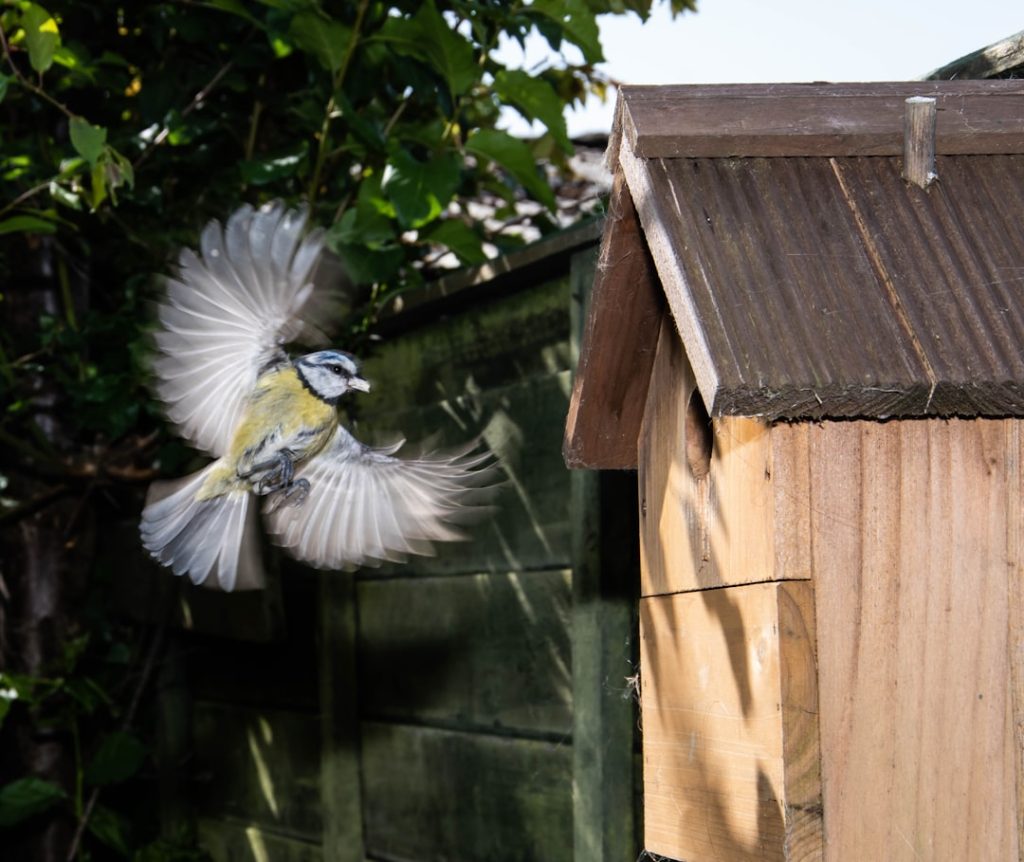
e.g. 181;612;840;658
140;201;496;591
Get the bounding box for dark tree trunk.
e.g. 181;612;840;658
1;235;92;862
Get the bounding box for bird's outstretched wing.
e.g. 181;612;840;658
151;201;344;457
263;426;498;570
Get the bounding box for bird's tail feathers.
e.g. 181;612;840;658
140;464;263;592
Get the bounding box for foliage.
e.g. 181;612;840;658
0;0;695;858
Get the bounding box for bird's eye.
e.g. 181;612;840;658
329;364;343;375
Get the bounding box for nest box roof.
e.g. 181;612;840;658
565;80;1024;470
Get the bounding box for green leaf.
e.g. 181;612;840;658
0;215;57;235
377;1;477;97
0;777;67;828
208;0;260;24
92;147;134;207
63;675;112;714
465;129;557;210
70;118;107;165
87;803;132;857
494;70;572;153
239;146;307;185
0;74;9;105
289;11;352;73
21;4;61;74
91;161;108;209
529;0;603;64
84;731;147;786
328;207;392;249
332;242;404;286
382;150;460;229
423;218;487;266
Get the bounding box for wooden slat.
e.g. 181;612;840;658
192;702;322;842
110;520;286;642
361;278;572;417
319;572;364;861
570;469;640;861
197;819;322;862
357;373;575;576
360;722;572;861
376;220;601;328
621;81;1024;158
357;570;572;735
927;29;1024;81
639;581;823;861
1008;421;1024;860
808;418;1020;860
564;172;663;469
638;318;812;596
186;561;319;710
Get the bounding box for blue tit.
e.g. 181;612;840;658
140;201;495;591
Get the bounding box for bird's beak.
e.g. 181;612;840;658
349;376;371;393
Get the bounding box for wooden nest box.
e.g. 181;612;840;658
564;81;1024;861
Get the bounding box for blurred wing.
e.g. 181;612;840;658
263;426;498;570
151;201;346;457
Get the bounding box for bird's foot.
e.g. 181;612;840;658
247;451;295;495
265;478;310;514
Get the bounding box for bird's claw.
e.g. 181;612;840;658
265;478;310;514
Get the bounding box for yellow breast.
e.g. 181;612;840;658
227;366;338;473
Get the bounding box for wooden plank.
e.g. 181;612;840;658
927;29;1024;81
571;468;641;861
356;373;575;576
809;418;1020;860
1008;421;1024;861
319;571;364;860
186;560;319;710
360;278;572;417
360;722;572;861
110;519;286;642
638;317;811;596
157;636;194;843
357;570;572;735
376;219;601;328
563;172;664;470
621;81;1024;158
192;702;322;842
197;818;322;862
639;581;823;861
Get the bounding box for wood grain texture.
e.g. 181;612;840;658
360;722;572;862
319;572;364;861
619;140;1024;420
192;702;322;842
639;581;822;861
807;418;1021;861
1008;421;1024;861
927;29;1024;81
621;81;1024;158
563;171;664;470
638;318;811;596
198;819;323;862
571;469;641;862
361;278;573;415
358;372;575;576
357;570;572;735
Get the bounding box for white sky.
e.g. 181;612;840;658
498;1;1023;137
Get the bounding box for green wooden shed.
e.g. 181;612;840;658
119;218;645;862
